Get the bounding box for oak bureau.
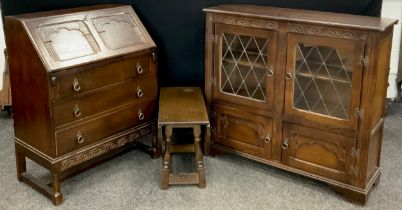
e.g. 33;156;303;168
5;4;158;205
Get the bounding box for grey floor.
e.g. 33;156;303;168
0;103;401;210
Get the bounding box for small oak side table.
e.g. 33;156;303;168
158;87;210;189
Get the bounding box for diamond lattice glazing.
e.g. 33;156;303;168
293;43;354;119
220;33;270;101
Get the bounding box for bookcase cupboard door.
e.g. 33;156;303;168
284;34;365;130
214;104;272;159
282;123;356;184
213;24;277;111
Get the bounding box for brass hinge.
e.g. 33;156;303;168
212;77;217;86
151;52;157;63
51;76;57;86
351;147;360;158
350;166;359;176
208;34;217;43
360;55;369;66
210;111;216;119
355;108;364;119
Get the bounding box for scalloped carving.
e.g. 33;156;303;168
91;13;146;49
37;20;100;61
288;23;368;40
292;133;347;167
221;114;265;140
213;14;278;30
60;127;151;170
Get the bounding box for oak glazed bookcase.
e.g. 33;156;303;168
5;5;158;205
204;4;397;204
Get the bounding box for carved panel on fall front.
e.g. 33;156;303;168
214;104;271;158
282;123;356;184
37;20;100;62
91;13;146;50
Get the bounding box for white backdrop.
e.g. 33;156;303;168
383;0;402;99
0;10;6;89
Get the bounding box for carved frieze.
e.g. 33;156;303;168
213;14;278;30
60;127;151;170
288;23;368;41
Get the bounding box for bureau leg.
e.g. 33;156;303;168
194;125;206;188
15;144;26;182
51;172;63;206
161;125;172;190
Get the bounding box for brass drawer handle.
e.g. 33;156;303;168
76;131;84;144
73;105;81;118
282;138;289;150
265;134;271;144
72;78;81;92
285;72;293;80
267;66;274;77
137;85;144;98
136;63;143;74
138;109;145;120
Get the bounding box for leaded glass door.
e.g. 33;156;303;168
214;24;277;111
285;34;365;129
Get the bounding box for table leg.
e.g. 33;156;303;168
193;125;206;188
161;125;172;189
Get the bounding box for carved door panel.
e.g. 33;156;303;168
213;23;277;111
36;20;100;63
214;104;272;159
90;12;147;50
282;123;356;184
285;34;365;130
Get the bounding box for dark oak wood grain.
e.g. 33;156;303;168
5;5;158;205
204;5;396;205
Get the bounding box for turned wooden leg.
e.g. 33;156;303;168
15;144;26;182
51;172;63;206
161;125;172;190
151;124;161;159
194;125;206;188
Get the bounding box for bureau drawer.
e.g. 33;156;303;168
55;100;156;155
51;53;154;99
53;76;157;127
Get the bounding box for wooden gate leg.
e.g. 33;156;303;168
193;125;206;188
51;173;63;206
15;144;26;182
161;125;172;189
151;123;161;158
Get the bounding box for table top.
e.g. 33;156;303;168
158;87;209;125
